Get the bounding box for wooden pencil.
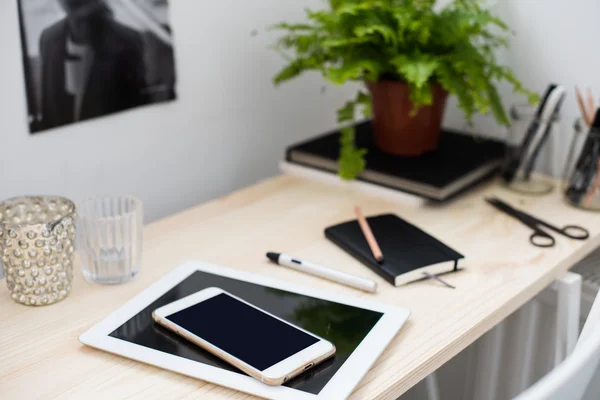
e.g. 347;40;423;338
587;88;596;119
576;87;592;126
583;161;600;208
354;206;384;263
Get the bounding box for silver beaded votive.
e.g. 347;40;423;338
0;196;76;306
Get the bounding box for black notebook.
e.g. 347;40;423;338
325;214;464;286
286;121;505;201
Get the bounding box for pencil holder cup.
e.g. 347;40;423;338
502;104;560;195
0;196;76;306
563;118;600;211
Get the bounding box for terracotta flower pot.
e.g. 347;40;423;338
367;81;449;156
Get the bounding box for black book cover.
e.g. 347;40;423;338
325;214;464;286
286;121;505;198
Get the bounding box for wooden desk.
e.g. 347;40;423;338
1;175;600;400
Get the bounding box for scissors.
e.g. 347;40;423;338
486;197;590;248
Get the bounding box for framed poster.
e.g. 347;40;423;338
17;0;177;133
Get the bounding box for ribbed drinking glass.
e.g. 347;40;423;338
78;196;143;284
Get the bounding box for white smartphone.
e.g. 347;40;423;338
152;287;336;386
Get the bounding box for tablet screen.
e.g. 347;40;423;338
110;270;382;394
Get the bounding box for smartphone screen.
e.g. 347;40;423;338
166;293;320;371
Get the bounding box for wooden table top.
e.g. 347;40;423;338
2;175;600;400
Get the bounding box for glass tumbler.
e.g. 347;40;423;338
0;196;76;306
78;196;143;284
502;104;560;195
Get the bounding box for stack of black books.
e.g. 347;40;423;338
284;121;506;201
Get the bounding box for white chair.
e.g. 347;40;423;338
418;272;585;400
513;283;600;400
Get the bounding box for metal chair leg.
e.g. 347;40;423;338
425;373;441;400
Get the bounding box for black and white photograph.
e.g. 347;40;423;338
17;0;177;134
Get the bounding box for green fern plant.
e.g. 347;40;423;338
272;0;537;179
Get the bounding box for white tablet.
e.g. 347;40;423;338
79;261;410;400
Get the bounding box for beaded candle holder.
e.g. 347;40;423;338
0;196;76;306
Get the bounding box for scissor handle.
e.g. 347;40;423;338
560;225;590;240
530;231;556;248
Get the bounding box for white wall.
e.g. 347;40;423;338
502;0;600;177
0;0;355;223
502;0;600;112
3;0;596;225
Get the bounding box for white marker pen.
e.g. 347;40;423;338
267;252;377;293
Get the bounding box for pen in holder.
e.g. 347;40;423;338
564;115;600;211
502;103;561;195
